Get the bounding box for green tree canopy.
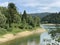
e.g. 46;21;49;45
8;3;21;27
0;12;7;28
22;10;27;22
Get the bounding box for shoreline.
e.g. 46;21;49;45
41;24;60;25
0;28;46;43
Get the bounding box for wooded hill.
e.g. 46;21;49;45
41;13;60;24
28;12;51;18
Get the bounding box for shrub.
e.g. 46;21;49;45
0;28;7;35
7;28;12;32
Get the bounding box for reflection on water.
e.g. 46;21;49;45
40;32;52;45
19;36;40;45
19;39;40;45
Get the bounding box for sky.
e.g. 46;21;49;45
0;0;60;13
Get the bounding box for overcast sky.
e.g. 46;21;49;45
0;0;60;13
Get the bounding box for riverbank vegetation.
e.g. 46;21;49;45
0;3;40;35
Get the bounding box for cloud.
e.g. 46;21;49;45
36;0;60;12
12;0;60;13
0;0;60;13
50;1;60;7
0;2;9;7
15;0;40;7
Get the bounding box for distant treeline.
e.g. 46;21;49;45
41;13;60;24
0;3;40;35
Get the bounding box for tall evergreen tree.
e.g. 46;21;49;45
22;10;27;22
8;3;21;27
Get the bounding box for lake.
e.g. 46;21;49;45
0;24;60;45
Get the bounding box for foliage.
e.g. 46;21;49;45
41;13;60;24
0;28;7;35
8;3;21;27
0;3;40;35
27;15;34;27
34;16;40;27
22;10;27;22
0;12;7;28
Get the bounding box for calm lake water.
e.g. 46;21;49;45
0;24;60;45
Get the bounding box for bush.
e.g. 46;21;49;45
7;28;13;32
0;12;7;28
18;23;33;29
19;23;24;29
11;23;18;28
28;25;33;29
4;24;9;29
11;28;22;35
0;28;7;35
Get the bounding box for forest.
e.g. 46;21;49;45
0;3;40;35
41;12;60;24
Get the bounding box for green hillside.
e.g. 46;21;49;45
28;12;51;18
41;13;60;24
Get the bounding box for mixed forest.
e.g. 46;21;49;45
41;13;60;24
0;3;40;35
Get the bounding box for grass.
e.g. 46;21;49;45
10;28;23;34
9;27;40;35
0;26;41;38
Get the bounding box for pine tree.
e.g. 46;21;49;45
22;10;27;22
